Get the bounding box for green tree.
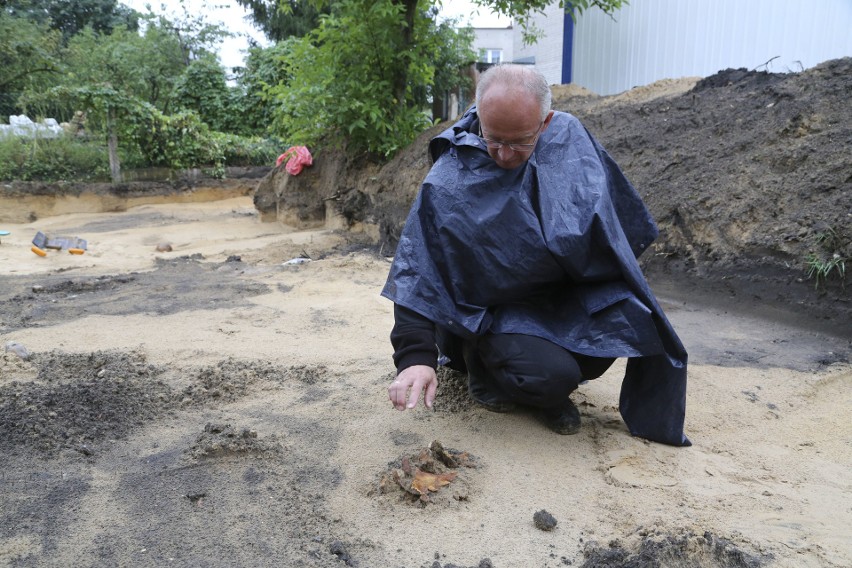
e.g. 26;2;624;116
56;7;228;113
2;0;140;42
170;54;233;132
231;41;294;135
0;10;63;115
21;84;140;181
133;5;230;67
234;0;329;40
59;25;183;113
266;0;462;157
252;0;626;158
426;14;476;112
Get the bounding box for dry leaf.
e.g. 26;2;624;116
430;440;476;468
401;456;413;475
410;468;457;495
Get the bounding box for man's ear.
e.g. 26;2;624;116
541;110;555;131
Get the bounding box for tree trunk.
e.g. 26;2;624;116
392;0;419;112
107;108;121;183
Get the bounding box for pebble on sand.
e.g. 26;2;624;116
4;341;30;360
533;509;558;531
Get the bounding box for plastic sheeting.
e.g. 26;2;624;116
382;107;689;446
276;145;313;175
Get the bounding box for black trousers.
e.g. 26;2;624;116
438;329;615;409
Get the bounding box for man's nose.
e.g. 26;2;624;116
497;144;515;161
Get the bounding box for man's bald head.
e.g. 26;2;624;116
474;64;554;169
475;64;552;121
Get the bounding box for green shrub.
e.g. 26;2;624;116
0;133;110;182
805;228;848;290
128;106;223;170
212;132;284;167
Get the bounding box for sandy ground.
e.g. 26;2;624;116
0;196;850;568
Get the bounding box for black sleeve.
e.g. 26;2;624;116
390;304;438;373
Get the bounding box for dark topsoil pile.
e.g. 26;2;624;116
254;57;850;334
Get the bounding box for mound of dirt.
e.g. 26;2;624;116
0;350;173;454
580;528;768;568
187;422;283;459
564;58;850;330
375;440;478;507
254;57;850;330
0;348;329;456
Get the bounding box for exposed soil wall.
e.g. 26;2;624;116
1;167;270;223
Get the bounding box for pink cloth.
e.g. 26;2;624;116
276;146;313;175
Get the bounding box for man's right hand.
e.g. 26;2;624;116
388;365;437;411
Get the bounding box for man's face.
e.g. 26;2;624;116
477;84;553;170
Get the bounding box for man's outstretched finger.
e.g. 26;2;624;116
388;379;408;410
424;379;438;409
404;379;423;409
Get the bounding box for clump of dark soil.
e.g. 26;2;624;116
34;349;159;383
179;358;290;405
0;350;172;454
0;349;331;455
424;560;495;568
580;529;769;568
533;509;558;531
433;367;475;413
187;422;283;459
278;363;330;385
375;440;478;506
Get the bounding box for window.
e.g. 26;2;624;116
479;49;503;64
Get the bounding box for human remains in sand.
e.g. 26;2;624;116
383;64;690;446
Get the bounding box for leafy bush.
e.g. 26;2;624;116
128;105;282;171
212;132;284;167
170;56;233;133
0;133;110;182
128;105;224;170
266;2;435;158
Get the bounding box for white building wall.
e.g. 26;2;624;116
572;0;852;95
472;27;514;63
511;4;566;84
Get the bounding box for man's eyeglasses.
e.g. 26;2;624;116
478;120;544;152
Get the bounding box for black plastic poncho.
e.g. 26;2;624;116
382;107;690;446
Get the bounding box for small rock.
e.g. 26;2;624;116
534;509;558;531
155;242;173;252
186;492;206;504
329;541;354;565
4;341;30;360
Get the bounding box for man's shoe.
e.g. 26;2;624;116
541;399;581;435
471;392;517;413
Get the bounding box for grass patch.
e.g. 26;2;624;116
805;228;848;290
0;133;110;182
